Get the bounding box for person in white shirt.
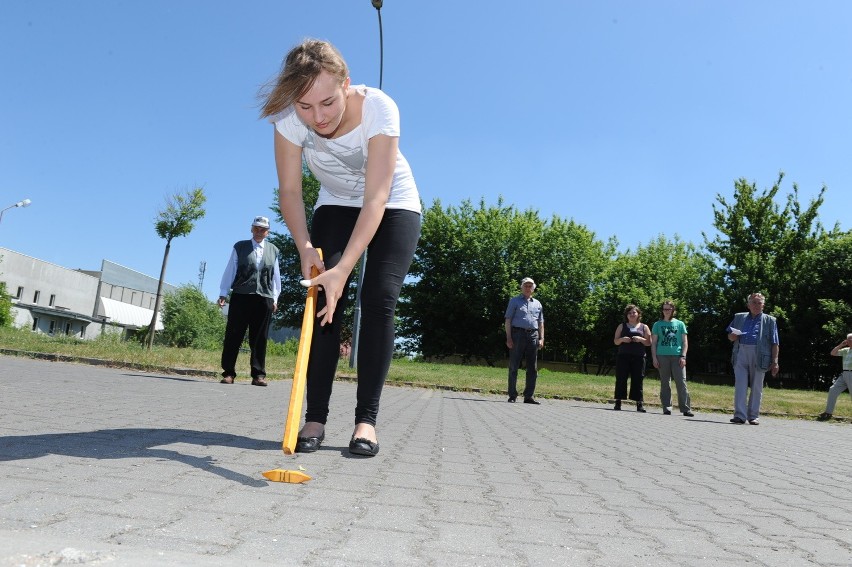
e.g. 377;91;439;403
260;39;421;457
217;215;281;387
817;332;852;421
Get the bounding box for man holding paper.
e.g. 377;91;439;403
726;292;780;425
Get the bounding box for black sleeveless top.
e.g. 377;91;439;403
617;323;646;356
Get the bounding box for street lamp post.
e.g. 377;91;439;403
0;199;32;224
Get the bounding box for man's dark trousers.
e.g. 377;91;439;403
508;328;539;400
221;293;273;379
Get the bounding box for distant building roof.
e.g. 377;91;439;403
98;260;177;295
99;297;163;330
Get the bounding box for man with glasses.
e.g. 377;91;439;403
651;300;694;417
218;216;281;386
726;292;780;424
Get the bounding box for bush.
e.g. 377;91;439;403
0;282;11;328
91;329;129;347
267;337;299;357
161;285;225;350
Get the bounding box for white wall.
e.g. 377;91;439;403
1;247;100;337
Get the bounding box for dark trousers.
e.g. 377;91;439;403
305;206;420;427
614;353;645;402
508;328;539;400
221;293;273;379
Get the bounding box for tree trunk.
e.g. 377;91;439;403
146;239;172;350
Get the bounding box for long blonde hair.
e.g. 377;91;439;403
259;39;349;118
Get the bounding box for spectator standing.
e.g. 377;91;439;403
816;332;852;421
505;277;544;404
613;304;651;412
651;300;694;417
218;215;281;386
726;292;780;425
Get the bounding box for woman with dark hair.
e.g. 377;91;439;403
613;304;651;412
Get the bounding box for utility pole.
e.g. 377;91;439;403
198;261;206;290
351;0;385;368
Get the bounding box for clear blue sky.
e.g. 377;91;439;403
2;1;850;300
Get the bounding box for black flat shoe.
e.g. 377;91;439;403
349;437;380;457
683;411;694;417
295;431;325;453
523;398;540;405
730;417;745;424
636;403;647;413
663;409;672;415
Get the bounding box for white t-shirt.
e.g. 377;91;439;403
836;346;852;371
272;85;421;214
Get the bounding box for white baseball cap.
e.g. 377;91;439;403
252;216;270;228
520;277;536;288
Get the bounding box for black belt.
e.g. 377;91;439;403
512;326;538;333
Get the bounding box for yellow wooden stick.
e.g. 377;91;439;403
262;469;312;483
282;250;322;455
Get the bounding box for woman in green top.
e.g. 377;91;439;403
650;300;694;417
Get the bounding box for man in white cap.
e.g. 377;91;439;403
504;277;545;404
218;215;281;386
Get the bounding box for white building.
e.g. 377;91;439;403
1;247;175;339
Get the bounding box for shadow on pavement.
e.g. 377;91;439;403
0;428;278;487
443;396;506;403
121;373;199;382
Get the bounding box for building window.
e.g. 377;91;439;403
33;290;40;303
48;320;56;335
65;322;72;335
49;294;56;307
15;286;23;299
32;317;39;331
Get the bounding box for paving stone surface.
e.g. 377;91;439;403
1;355;851;566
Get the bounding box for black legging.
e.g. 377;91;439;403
304;205;420;427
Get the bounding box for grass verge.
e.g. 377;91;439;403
1;327;847;421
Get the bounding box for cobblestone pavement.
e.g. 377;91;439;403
1;355;850;566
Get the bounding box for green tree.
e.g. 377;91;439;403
146;187;207;349
161;285;225;349
527;216;614;362
0;281;12;328
399;198;612;365
398;198;476;359
704;173;835;382
790;230;852;386
704;173;829;315
584;235;721;373
0;255;12;327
